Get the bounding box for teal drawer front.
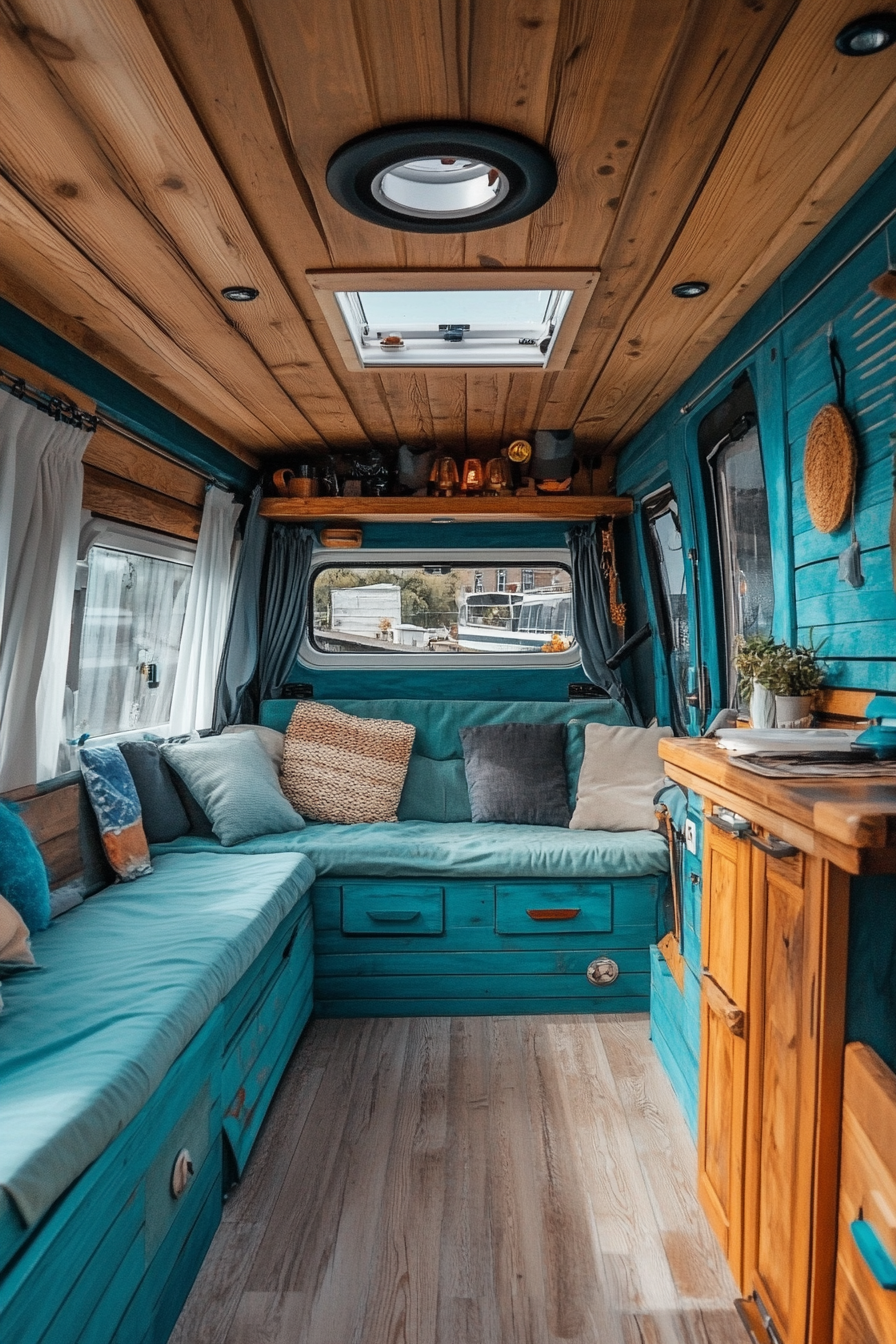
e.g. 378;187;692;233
495;883;612;935
342;883;445;935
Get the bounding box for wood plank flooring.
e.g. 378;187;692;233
171;1015;745;1344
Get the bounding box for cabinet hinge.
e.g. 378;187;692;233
734;1293;783;1344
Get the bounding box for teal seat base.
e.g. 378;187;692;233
313;876;662;1017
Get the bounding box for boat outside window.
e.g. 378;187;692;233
309;562;575;656
643;486;691;733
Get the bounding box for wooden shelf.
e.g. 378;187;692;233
257;495;633;522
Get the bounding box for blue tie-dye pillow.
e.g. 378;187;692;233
80;745;152;881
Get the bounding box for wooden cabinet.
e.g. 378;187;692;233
659;740;885;1344
697;815;752;1284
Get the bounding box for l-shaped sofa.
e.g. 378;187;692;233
0;697;670;1344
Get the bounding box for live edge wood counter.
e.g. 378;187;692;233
658;738;896;1344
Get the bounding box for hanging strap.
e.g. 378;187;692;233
828;324;847;407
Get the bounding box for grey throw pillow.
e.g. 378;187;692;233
162;734;305;846
119;741;191;844
459;723;571;827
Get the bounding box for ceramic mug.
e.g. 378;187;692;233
272;468;294;497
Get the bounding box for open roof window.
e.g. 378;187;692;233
309;270;597;371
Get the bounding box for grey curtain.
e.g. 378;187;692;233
257;525;314;701
566;520;643;726
213;486;267;728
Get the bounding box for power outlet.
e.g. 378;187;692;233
685;818;698;855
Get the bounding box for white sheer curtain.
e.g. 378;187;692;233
168;484;241;734
0;389;92;789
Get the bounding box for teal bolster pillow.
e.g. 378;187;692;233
0;802;52;932
162;733;305;847
397;755;472;823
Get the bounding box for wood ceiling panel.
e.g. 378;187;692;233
0;8;322;448
0;184;266;458
575;0;896;445
1;0;894;463
6;0;367;448
138;0;399;447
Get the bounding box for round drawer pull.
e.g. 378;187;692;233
171;1149;195;1200
586;957;619;986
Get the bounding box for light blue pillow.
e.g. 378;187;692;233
397;755;472;823
162;734;304;847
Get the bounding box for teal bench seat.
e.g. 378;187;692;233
0;848;315;1344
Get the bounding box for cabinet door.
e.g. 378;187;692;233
697;816;753;1284
745;849;849;1344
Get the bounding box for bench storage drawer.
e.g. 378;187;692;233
342;883;445;935
835;1043;896;1343
495;882;612;935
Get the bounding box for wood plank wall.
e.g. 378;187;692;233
1;344;205;540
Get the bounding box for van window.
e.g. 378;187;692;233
68;525;193;739
643;487;690;733
700;378;774;700
310;562;575;656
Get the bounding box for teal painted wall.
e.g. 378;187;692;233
618;149;896;719
294;522;588;702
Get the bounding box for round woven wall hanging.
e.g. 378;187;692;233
803;403;857;533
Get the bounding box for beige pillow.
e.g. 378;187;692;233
569;723;673;832
0;892;37;969
222;724;285;770
281;702;415;824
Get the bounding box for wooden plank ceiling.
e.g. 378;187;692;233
1;0;894;464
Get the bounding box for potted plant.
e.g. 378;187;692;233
761;638;826;727
734;634;778;728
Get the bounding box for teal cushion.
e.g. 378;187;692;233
0;850;315;1237
162;734;304;847
397;755;472;823
261;697;631;761
153;822;670;881
0;803;51;933
565;720;588;809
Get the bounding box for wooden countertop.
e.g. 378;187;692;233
659;738;896;875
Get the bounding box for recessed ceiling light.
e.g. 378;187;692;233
326;122;556;234
221;285;259;302
671;281;709;298
835;13;896;54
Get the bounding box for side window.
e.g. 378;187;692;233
67;524;194;740
700;377;774;701
643;486;691;734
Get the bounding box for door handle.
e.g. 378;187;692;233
366;909;421;922
850;1220;896;1290
749;833;799;858
702;972;746;1038
526;908;581;921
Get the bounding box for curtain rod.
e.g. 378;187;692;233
679;204;896;416
0;365;236;492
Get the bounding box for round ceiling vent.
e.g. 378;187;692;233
326;122;557;233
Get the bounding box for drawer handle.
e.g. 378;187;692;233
366;908;422;922
702;972;746;1038
526;907;581;921
749;833;799;858
707;812;750;838
171;1149;194;1200
851;1220;896;1290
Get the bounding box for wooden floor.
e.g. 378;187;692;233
171;1015;744;1344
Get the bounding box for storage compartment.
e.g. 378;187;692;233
834;1043;896;1344
341;882;445;935
495;882;612;935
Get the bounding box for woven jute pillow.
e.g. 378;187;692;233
281;702;416;824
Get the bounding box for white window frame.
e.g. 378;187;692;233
69;516;196;745
301;546;580;670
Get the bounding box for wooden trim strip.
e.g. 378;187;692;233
84;425;206;508
258;495;632;521
82;465;201;541
703;971;745;1038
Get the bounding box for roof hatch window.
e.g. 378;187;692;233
333;288;574;367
